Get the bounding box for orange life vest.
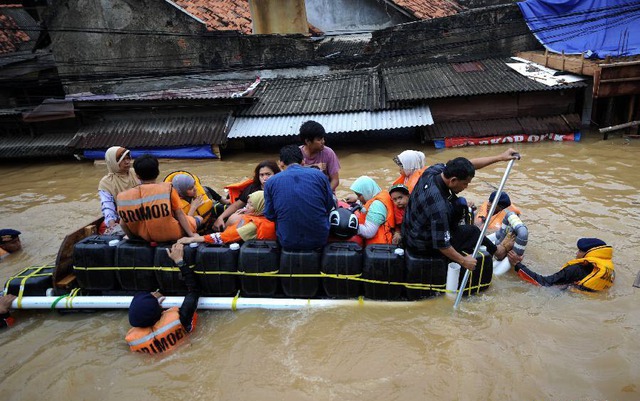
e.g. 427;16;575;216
219;214;277;243
358;191;395;245
392;167;427;193
475;201;522;232
225;178;253;204
125;307;198;354
117;182;187;242
393;204;405;226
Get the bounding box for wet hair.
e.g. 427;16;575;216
299;120;326;143
443;157;475;181
279;144;304;166
133;154;160;181
253;160;281;184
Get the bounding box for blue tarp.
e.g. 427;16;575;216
83;145;218;160
518;0;640;58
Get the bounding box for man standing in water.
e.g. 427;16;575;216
126;243;200;353
264;145;334;251
299;120;341;192
402;148;518;271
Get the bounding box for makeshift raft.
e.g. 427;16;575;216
3;217;495;310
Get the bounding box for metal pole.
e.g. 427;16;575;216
453;156;519;309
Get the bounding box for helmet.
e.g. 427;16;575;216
329;208;359;239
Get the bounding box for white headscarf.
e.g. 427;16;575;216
397;150;426;176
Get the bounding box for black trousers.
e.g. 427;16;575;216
406;224;496;257
450;224;497;256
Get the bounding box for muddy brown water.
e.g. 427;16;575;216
0;134;638;400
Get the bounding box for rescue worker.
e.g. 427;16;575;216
509;238;615;291
125;243;199;353
0;229;22;260
117;154;197;243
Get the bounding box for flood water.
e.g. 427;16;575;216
0;134;638;400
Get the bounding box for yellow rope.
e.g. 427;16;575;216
7;265;49;309
71;259;496;295
231;291;240;311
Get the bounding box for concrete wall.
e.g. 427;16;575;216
45;0;314;94
250;0;309;34
306;0;410;34
370;4;541;64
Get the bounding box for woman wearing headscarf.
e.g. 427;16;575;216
349;176;395;245
392;150;427;192
98;146;139;234
178;191;276;245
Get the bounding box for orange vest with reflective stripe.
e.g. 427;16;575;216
358;191;395;245
117;182;185;242
392;167;427;193
219;214;277;243
125;307;198;354
225;178;253;204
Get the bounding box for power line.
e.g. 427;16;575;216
2;2;636;98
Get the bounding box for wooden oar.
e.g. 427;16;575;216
454;155;519;309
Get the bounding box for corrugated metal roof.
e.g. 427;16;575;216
22;99;75;122
68;80;257;102
316;37;369;58
73;115;231;149
422;114;581;139
0;108;22;116
0;133;76;159
229;105;432;138
383;59;588;101
239;70;381;116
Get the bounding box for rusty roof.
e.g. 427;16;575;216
423;114;581;139
388;0;463;19
0;5;31;54
72;114;231;149
383;58;588;101
172;0;253;34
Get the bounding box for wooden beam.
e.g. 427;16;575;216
599;77;640;84
599;120;640;134
55;274;77;289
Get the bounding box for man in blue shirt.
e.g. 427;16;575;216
264;145;334;250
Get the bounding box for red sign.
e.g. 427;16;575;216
443;133;578;148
